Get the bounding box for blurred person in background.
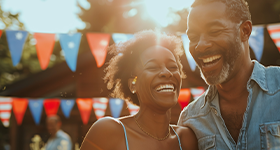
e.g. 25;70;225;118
45;115;72;150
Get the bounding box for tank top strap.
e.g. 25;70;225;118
170;126;182;150
116;119;129;150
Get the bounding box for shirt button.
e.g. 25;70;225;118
214;110;218;116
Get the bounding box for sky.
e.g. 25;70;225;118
1;0;193;33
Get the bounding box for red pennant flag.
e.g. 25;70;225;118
43;99;60;117
267;24;280;52
86;33;111;68
0;97;12;127
0;30;2;38
33;33;55;70
76;98;93;125
178;88;191;110
12;98;28;125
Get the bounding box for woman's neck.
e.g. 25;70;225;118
134;107;171;139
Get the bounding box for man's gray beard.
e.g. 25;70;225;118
200;63;230;85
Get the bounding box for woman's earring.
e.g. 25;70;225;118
132;90;136;94
132;76;137;85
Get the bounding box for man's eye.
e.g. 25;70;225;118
147;66;159;70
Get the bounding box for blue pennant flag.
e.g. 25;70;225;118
249;26;264;62
28;99;43;125
6;30;28;66
109;98;124;118
60;99;75;118
181;34;196;71
112;33;134;44
59;33;82;72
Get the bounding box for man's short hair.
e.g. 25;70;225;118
191;0;251;23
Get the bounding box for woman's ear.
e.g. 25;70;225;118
128;78;137;94
240;20;252;42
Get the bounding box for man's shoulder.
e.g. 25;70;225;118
264;65;280;94
180;92;210;120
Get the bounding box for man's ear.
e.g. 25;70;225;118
128;78;136;93
240;20;252;42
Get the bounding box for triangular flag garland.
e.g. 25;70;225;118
0;97;12;127
267;24;280;52
86;33;111;68
178;89;191;110
0;89;205;126
60;99;75;118
12;98;28;125
126;101;139;115
109;98;124;118
181;34;197;71
92;98;109;119
5;30;28;66
43;99;60;117
33;33;56;70
2;25;280;72
112;33;134;44
76;98;93;125
28;99;44;125
59;33;82;72
249;26;264;61
190;87;205;100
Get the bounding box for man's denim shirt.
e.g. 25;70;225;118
178;61;280;150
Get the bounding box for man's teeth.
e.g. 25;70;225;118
202;55;221;63
156;84;174;92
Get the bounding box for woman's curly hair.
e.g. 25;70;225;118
104;30;185;106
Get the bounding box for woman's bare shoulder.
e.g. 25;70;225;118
80;117;126;150
172;125;198;150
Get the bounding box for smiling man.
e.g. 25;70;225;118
178;0;280;149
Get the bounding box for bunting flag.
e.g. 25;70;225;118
6;30;28;66
0;30;2;37
126;101;139;115
76;98;93;125
59;33;82;72
33;33;56;70
109;98;124;118
43;99;60;117
112;33;134;44
28;99;43;125
267;24;280;52
60;99;75;118
86;33;111;68
181;34;196;71
190;87;205;100
178;88;191;110
12;98;28;125
92;98;108;119
249;26;264;61
0;97;12;127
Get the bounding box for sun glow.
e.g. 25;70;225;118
142;0;194;27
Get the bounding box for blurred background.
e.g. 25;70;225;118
0;0;280;150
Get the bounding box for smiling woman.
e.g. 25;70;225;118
80;30;198;150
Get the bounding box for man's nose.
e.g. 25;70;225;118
195;35;212;52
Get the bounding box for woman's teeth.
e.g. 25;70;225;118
156;84;175;92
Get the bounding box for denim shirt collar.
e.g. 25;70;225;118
201;60;268;109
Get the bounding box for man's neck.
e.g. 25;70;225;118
216;60;254;102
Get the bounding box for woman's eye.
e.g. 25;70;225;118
169;66;178;70
209;30;221;36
